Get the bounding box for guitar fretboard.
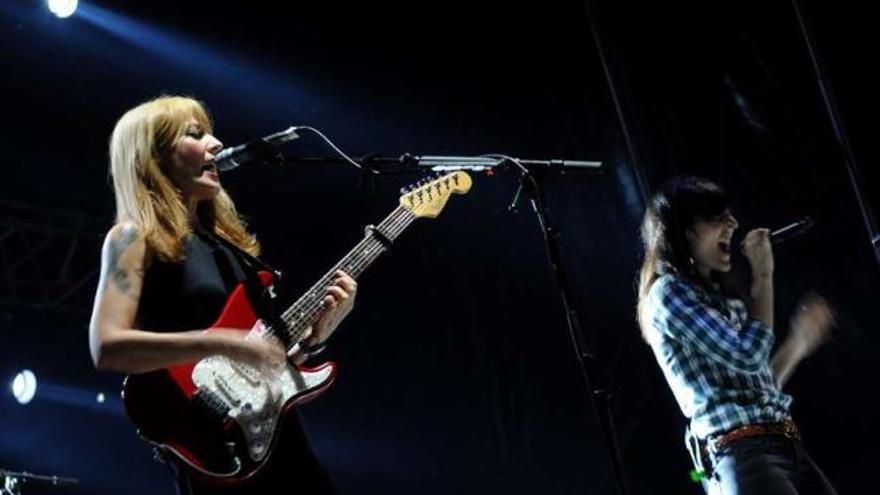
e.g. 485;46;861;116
270;205;416;347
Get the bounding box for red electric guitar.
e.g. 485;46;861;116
121;171;472;484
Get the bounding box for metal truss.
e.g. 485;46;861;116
0;201;108;317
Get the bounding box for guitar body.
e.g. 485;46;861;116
122;271;337;484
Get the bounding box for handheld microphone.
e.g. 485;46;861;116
738;217;814;254
769;217;815;245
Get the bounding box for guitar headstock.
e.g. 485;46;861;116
400;171;473;219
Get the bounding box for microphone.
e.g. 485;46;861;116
770;217;814;245
214;126;301;172
738;217;815;253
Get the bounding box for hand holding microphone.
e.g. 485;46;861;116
741;228;774;278
739;217;814;276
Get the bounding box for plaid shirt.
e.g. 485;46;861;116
643;273;792;441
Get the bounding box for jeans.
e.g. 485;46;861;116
707;435;837;495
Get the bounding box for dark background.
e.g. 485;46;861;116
1;0;877;493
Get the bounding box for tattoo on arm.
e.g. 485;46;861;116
106;226;141;298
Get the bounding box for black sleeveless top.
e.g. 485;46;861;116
135;232;253;332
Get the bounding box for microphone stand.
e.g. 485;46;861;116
363;153;627;494
1;469;78;495
460;155;629;495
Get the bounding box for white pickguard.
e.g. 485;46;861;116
190;330;333;463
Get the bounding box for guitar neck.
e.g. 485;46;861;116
274;205;416;346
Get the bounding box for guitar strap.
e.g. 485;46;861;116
202;233;283;332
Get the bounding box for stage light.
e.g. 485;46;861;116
47;0;78;18
11;370;37;405
96;392;105;404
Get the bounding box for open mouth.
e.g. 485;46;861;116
718;241;731;255
201;162;217;173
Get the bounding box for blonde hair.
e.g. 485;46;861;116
109;95;260;262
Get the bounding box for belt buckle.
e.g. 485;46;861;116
705;438;717;457
706;433;726;457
